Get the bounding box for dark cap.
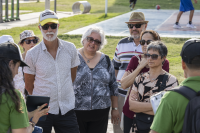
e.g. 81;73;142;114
180;39;200;64
0;42;28;67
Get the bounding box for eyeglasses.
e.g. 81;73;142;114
86;37;101;46
145;53;161;60
140;40;152;45
127;23;143;29
24;39;38;44
41;23;57;30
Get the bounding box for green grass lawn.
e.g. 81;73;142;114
1;0;196;83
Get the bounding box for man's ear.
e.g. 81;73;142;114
38;25;41;31
58;24;60;28
182;60;186;70
144;23;147;29
9;60;13;67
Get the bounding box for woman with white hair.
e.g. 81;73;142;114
73;26;120;133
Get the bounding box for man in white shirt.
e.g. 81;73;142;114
24;9;80;133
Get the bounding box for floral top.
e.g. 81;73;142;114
132;72;178;103
73;52;118;110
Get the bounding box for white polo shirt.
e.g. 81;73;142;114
24;39;80;115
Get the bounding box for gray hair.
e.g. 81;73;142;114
81;26;107;50
147;41;168;58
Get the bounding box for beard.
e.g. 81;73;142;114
130;26;145;39
41;26;58;42
131;34;140;39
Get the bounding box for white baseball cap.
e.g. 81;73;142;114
39;9;59;26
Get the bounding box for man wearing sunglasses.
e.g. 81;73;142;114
112;12;148;133
24;9;80;133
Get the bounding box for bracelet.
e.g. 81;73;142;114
30;118;36;127
112;107;118;110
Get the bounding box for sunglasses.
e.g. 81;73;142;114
127;23;143;29
41;23;57;30
87;37;101;46
140;40;152;45
145;53;161;60
24;39;38;44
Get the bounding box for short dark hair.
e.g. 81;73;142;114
185;55;200;70
147;41;168;58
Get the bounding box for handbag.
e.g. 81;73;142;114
135;113;154;133
133;73;169;133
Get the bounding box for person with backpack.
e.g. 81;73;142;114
73;26;120;133
150;38;200;133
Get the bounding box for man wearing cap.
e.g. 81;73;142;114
150;39;200;133
24;9;80;133
112;12;148;133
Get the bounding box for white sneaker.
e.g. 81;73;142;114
173;23;182;29
186;23;196;28
130;8;133;11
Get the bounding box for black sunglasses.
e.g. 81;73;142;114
128;23;143;29
145;53;161;60
86;37;101;46
41;23;57;30
140;40;152;45
24;39;38;44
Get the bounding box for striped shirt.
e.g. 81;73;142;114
113;37;143;97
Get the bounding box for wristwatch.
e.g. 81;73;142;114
112;107;118;110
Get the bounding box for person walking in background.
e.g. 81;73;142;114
74;26;120;133
24;9;80;133
150;39;200;133
120;30;169;133
112;12;148;133
129;41;178;133
173;0;197;29
14;30;40;98
0;37;49;133
129;0;137;11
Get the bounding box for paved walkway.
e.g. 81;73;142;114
0;11;73;30
66;9;200;38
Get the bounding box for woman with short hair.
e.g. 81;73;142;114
73;26;120;133
120;30;169;133
129;41;178;133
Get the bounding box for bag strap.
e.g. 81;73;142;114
159;73;168;91
170;86;197;100
105;55;111;71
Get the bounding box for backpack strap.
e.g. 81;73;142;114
159;73;168;91
170;86;197;100
105;55;111;71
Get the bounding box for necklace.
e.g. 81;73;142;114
82;49;97;63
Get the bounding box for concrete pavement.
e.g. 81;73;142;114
0;11;73;30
